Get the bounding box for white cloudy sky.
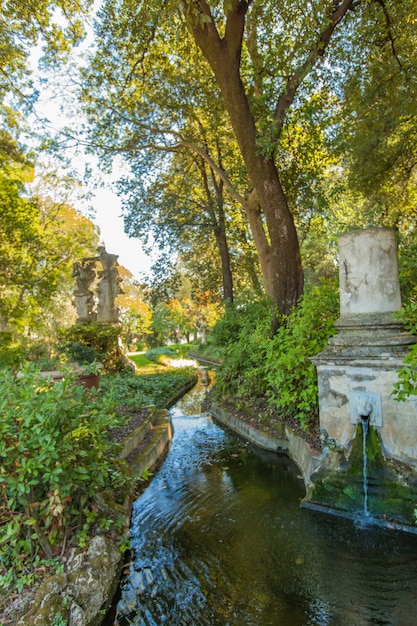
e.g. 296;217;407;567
90;185;152;280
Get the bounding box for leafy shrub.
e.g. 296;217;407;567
58;341;97;365
214;298;275;398
58;322;123;371
0;361;196;595
265;280;338;427
0;332;26;368
0;365;127;589
99;367;196;411
393;302;417;401
212;282;338;429
207;303;249;348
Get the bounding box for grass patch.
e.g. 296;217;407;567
129;353;160;370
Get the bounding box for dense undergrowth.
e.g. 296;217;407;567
205;279;339;429
0;361;195;608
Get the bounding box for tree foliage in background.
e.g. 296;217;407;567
0;163;99;336
116;266;153;349
1;0;88;104
0;0;91;184
325;0;417;299
0;0;99;354
335;0;417;222
152;293;221;346
121;135;257;304
81;0;417;315
82;0;368;314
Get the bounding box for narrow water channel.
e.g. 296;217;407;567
115;379;417;626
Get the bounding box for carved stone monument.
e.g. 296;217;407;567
72;260;97;323
72;247;123;324
311;228;417;465
94;246;124;324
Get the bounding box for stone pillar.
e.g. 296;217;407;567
311;228;417;467
339;228;401;316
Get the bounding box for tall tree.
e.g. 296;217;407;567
82;0;375;315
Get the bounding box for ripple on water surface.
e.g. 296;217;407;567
115;388;417;626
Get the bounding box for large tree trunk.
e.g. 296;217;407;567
245;181;303;313
217;90;304;313
190;6;304;315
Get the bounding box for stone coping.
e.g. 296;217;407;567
209;404;323;489
302;501;417;535
187;351;222;366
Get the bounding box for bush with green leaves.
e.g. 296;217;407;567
393;301;417;401
213;298;275;398
0;365;128;590
0;332;27;368
144;346;176;364
99;367;196;411
207;302;251;348
213;282;338;429
0;353;197;600
58;322;123;371
265;279;339;427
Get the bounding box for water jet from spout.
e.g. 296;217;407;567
361;414;370;518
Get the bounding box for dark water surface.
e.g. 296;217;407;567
115;381;417;626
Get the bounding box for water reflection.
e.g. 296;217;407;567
116;381;417;626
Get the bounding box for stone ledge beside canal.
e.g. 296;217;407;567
209;403;323;492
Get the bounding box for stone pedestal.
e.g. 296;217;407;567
312;319;417;467
308;229;417;526
312;228;417;467
338;228;401;315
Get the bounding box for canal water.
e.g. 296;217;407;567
115;379;417;626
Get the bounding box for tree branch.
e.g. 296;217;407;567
273;0;359;132
374;0;402;69
180;137;246;206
